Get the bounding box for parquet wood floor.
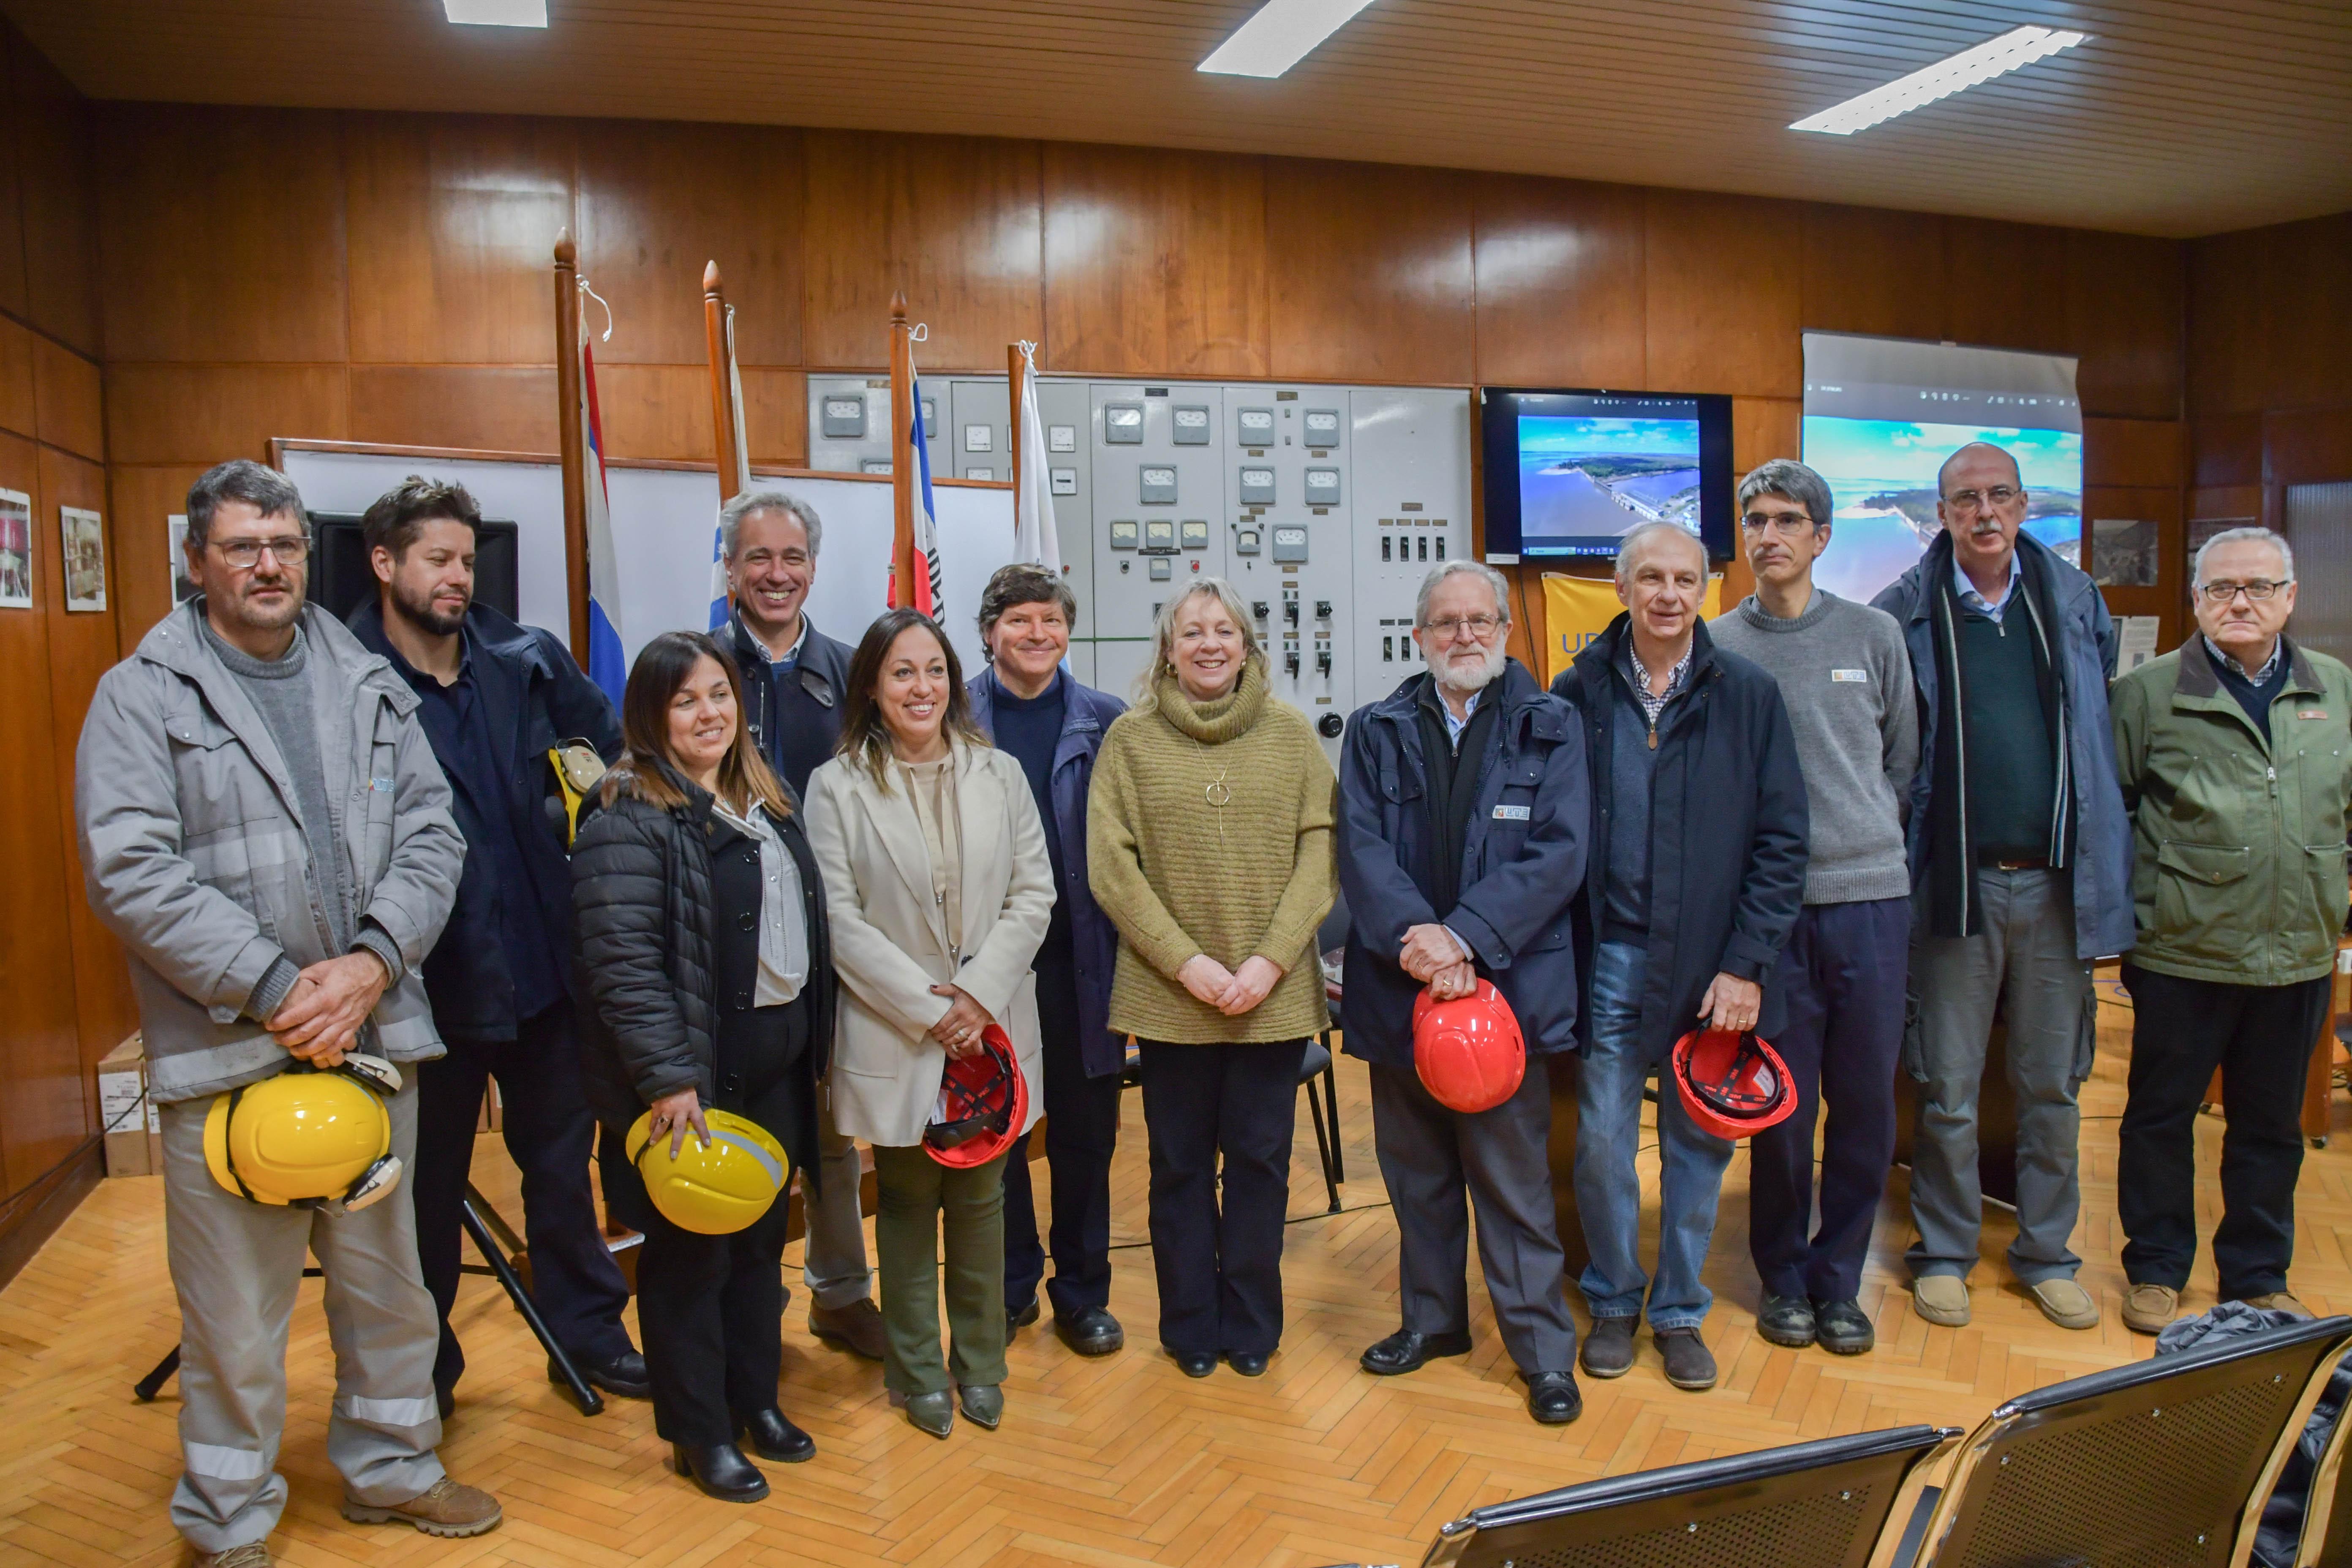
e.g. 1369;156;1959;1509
6;975;2347;1567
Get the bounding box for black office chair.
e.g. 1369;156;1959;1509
1903;1315;2352;1568
1412;1424;1960;1568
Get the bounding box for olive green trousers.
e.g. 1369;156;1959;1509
870;1143;1010;1396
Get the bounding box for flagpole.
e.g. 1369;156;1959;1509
704;260;746;507
889;291;915;611
553;230;590;669
1007;341;1026;508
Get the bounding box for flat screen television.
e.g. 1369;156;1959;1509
1479;387;1735;562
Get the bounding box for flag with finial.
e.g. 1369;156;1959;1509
896;352;945;616
580;316;625;707
1013;340;1062;573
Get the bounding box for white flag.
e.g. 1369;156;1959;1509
1013;341;1062;572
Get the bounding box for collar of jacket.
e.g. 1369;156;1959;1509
145;596;418;717
2175;630;2322;703
969;664;1109;740
1571;610;1721;702
1152;658;1268;744
1370;658;1552;739
727;606;841;702
346;597;557;683
1898;527;2092;626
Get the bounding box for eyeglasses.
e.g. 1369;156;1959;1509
1944;487;2021;514
2198;578;2291;602
1740;511;1816;535
1421;614;1504;640
210;536;310;569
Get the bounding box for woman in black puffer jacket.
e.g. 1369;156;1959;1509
572;630;835;1503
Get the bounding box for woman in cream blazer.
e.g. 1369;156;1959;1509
802;608;1054;1439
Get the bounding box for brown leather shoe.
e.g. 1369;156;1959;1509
193;1544;271;1568
340;1476;503;1538
810;1297;888;1360
2240;1292;2315;1320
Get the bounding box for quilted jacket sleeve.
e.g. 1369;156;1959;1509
571;800;702;1108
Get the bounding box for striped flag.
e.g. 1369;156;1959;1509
1013;341;1062;572
709;305;751;632
580;332;626;708
896;359;946;616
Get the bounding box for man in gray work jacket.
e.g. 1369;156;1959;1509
76;460;498;1567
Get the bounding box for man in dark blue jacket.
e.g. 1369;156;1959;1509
348;478;643;1416
1552;523;1809;1394
967;564;1130;1357
1338;561;1588;1426
714;489;885;1361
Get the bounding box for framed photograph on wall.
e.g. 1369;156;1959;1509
2090;517;2159;587
60;506;106;612
0;489;31;609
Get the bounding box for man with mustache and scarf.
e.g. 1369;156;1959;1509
1872;441;2134;1334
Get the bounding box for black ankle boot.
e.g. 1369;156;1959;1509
671;1441;768;1502
740;1407;816;1463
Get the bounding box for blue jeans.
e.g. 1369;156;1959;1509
1574;942;1734;1331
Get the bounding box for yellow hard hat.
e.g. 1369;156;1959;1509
625;1108;789;1235
204;1059;401;1211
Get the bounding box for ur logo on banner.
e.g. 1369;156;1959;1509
1541;572;1723;685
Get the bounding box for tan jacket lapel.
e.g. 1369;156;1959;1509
854;764;952;960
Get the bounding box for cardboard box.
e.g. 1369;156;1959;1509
98;1032;161;1177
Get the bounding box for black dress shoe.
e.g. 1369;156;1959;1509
1813;1298;1875;1355
1757;1294;1817;1349
1225;1350;1269;1377
1007;1298;1041;1335
740;1407;816;1463
1361;1328;1473;1376
670;1442;768;1503
1524;1370;1583;1425
551;1350;651;1399
1173;1349;1218;1378
1054;1305;1125;1356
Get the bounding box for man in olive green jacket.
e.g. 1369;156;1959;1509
2110;526;2352;1335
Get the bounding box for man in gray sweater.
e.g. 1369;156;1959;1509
1709;459;1918;1356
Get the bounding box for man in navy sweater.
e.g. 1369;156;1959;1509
714;490;887;1361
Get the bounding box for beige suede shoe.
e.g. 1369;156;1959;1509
2122;1282;2179;1335
2028;1277;2100;1330
1911;1274;1971;1327
2239;1292;2315;1320
341;1476;503;1538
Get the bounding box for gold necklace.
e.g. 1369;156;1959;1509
1189;734;1232;843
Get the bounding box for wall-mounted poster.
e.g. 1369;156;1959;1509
2188;516;2252;562
2091;517;2159;587
0;489;30;609
60;506;105;611
169;514;198;603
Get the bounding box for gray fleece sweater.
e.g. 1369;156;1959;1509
1709;589;1918;905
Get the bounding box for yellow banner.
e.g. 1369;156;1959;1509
1541;572;1725;685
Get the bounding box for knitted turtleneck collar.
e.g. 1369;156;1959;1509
1153;658;1267;745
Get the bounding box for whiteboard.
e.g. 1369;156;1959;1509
278;445;1020;676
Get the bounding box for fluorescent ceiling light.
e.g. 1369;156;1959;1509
445;0;547;26
1791;25;2087;136
1199;0;1377;78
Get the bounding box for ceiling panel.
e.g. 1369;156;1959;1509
6;0;2347;237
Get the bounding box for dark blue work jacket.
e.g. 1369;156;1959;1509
1336;660;1589;1069
350;599;621;1042
968;664;1129;1077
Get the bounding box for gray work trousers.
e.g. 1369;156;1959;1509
1903;866;2097;1285
802;1093;875;1310
161;1075;444;1553
1370;1058;1579;1375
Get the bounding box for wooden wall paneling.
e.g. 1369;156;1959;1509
0;24;32;321
1799;203;1946;343
31;332;101;460
740;368;807;468
2066;230;2183;422
2083;417;2184;491
1471;174;1644;390
2191;413;2264;490
1645;189;1802;399
2185;227;2272;420
105;365;348;466
37;443;133;1075
12;29;95;357
105;463;204;654
2266;407;2352;489
0;316;35;441
2086;482;2187;651
593;363;720;463
0;425;90;1198
1732;397;1802;473
348;365;554;455
2254;213;2352;417
95;104;347;365
1042;142;1269;380
1943;218;2070;354
578;120;803;368
803;131;1043;371
345;112;577;366
1267;158;1473;387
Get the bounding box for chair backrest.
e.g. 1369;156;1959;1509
1319;882;1353;957
1418;1424;1960;1568
1915;1315;2352;1568
2291;1347;2352;1566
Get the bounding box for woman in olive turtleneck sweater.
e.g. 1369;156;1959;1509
1087;578;1337;1379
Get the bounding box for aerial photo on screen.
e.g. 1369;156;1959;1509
1799;418;2082;604
1519;414;1703;551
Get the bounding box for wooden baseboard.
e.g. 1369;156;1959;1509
0;1141;105;1291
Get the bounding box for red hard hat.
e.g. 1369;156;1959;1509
925;1025;1029;1168
1411;979;1526;1113
1671;1028;1796;1141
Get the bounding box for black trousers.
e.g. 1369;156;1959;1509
1747;897;1912;1303
1138;1038;1306;1356
414;999;634;1397
2117;964;2329;1298
1003;952;1123;1316
618;995;810;1446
